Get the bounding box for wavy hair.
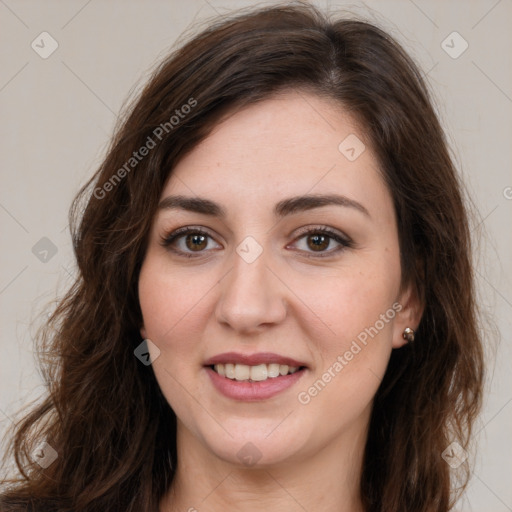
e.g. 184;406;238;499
0;3;484;511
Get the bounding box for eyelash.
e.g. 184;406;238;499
159;225;353;259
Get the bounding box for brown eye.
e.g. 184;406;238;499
160;227;222;258
185;233;208;251
289;227;352;258
307;234;330;251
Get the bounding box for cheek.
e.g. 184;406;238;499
294;273;397;419
138;257;214;343
138;259;210;414
296;259;400;342
289;255;400;414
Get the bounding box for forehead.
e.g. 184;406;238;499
163;91;390;219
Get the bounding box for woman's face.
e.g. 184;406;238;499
138;91;419;468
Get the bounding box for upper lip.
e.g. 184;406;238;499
204;352;308;368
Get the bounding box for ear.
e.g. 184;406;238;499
392;280;424;349
140;326;147;340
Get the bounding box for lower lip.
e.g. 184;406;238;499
205;366;306;401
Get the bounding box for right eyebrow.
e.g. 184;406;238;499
158;195;226;217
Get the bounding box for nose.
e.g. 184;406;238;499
215;244;287;335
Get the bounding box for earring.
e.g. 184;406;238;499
402;327;415;343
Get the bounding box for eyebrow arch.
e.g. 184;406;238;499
158;193;370;219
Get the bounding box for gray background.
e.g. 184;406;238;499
0;1;511;510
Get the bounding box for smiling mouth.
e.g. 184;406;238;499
209;363;305;382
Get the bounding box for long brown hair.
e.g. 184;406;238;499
0;3;484;511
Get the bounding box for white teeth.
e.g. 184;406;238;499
225;363;235;379
234;364;250;381
250;364;267;381
267;363;280;378
212;363;302;381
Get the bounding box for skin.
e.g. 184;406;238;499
138;90;422;512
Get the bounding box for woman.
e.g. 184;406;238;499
0;3;484;511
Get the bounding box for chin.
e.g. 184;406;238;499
198;422;310;468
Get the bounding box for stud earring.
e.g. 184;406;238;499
402;327;415;343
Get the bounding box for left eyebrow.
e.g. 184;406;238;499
274;194;370;218
158;193;370;219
